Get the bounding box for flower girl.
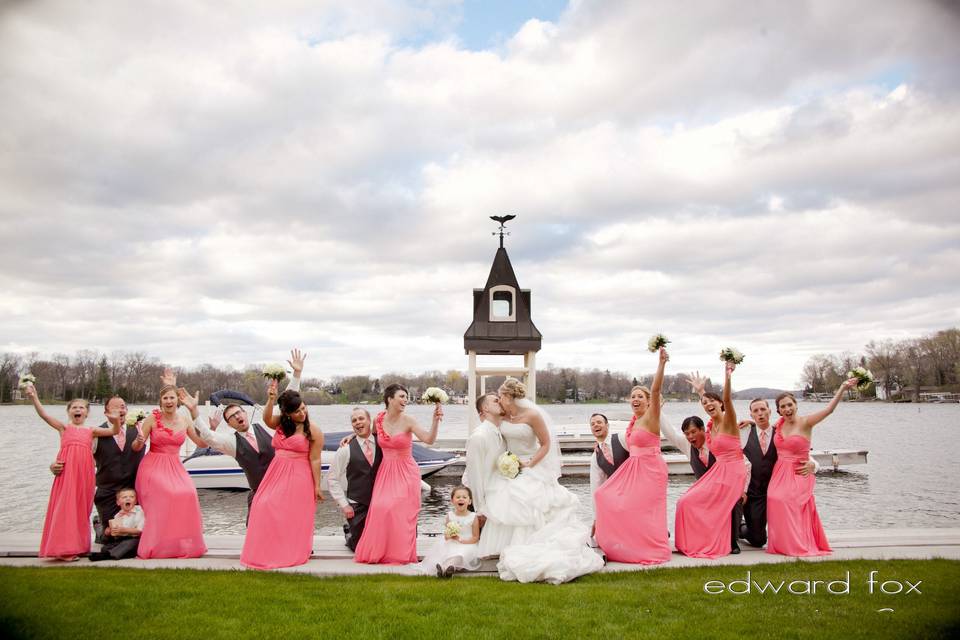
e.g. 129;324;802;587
420;486;481;578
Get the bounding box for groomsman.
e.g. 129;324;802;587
50;395;144;541
679;416;748;554
738;398;817;548
463;393;506;518
188;350;303;518
588;413;629;497
327;408;382;550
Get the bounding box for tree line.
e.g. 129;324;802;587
799;327;960;400
0;351;714;405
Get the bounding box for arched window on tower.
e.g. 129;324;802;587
489;285;516;322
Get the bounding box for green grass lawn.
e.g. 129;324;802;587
1;559;958;639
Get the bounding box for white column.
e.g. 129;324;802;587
526;351;537;402
467;350;478;433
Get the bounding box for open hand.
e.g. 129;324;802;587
339;433;356;448
287;349;306;376
160;367;177;387
209;408;222;430
177;387;199;411
682;371;707;395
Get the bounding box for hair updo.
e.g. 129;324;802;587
499;377;526;399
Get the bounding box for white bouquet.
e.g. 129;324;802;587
421;387;449;404
261;364;288;382
848;366;875;391
497;451;521;479
126;410;147;427
18;373;36;389
647;334;670;352
719;347;745;365
444;521;461;538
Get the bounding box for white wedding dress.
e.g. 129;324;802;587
486;399;603;584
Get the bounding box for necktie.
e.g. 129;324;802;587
245;431;259;453
600;442;613;465
115;430;125;452
364;439;374;465
760;430;768;455
699;447;709;467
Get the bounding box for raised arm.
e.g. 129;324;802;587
24;385;64;432
90;408;122;438
660;416;691;457
410;403;442;445
309;423;324;502
190;408;237;456
719;362;738;431
644;347;669;429
262;380;281;429
806;378;857;429
285;348;305;392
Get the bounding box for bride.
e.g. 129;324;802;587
485;378;603;583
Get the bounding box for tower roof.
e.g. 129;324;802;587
463;246;542;355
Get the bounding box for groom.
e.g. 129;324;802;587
464;392;512;558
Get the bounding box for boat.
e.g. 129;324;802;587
182;390;460;490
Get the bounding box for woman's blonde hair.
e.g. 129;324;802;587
158;385;178;405
499;377;527;399
630;385;651;400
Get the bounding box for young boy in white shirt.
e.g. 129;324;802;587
89;488;144;561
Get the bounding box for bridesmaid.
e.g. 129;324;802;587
766;378;857;557
354;383;442;565
132;373;208;558
674;361;747;558
594;347;671;565
237;381;323;569
26;385;120;560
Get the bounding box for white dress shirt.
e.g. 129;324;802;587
462;419;505;516
192;374;301;456
327;435;378;509
111;505;145;532
588;433;615;498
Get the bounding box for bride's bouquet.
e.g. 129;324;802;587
261;364;288;382
848;366;875;391
444;521;461;538
421;387;449;404
126;410;147;427
18;373;36;389
647;334;670;352
497;451;521;479
719;347;745;365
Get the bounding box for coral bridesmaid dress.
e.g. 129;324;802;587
39;426;96;558
136;414;207;558
674;432;747;558
766;420;831;556
594;419;671;564
241;431;316;569
354;412;420;564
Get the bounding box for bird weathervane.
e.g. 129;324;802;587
490;214;516;248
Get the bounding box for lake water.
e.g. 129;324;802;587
1;401;957;537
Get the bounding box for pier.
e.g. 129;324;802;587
0;529;956;576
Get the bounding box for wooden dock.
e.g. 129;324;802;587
431;432;868;476
0;529;956;576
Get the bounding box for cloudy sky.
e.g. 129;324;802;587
2;0;959;389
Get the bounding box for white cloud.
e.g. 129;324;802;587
1;0;959;389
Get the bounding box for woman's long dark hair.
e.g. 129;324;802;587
278;390;312;442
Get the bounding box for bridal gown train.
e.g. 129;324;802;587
485;403;603;584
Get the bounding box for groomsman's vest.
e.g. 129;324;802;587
233;424;276;494
345;436;382;506
688;445;717;479
594;434;629;477
93;424;145;496
742;424;778;497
